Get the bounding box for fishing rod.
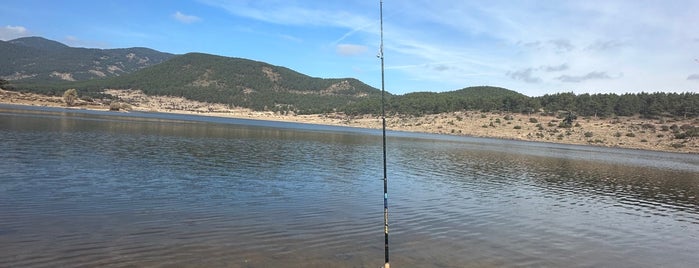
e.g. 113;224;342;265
379;1;389;268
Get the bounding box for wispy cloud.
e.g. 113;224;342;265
201;1;371;29
508;68;541;83
336;44;368;56
586;40;624;51
279;34;302;43
543;64;569;72
688;74;699;80
550;39;574;53
556;72;615;83
200;0;699;94
173;11;201;24
0;25;28;40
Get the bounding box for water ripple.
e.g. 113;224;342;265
1;108;698;267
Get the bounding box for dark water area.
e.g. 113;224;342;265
1;104;698;267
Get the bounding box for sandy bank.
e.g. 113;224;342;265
2;88;697;154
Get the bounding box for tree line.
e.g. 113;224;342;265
344;89;698;119
536;92;698;118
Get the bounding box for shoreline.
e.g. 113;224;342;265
1;88;697;154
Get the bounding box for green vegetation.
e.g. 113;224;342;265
345;86;538;116
3;37;698;118
538;92;698;119
13;53;382;114
1;37;173;84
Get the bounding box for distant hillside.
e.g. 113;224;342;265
4;37;695;118
30;52;383;114
0;37;174;82
344;86;536;116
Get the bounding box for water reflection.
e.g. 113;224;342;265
1;107;698;267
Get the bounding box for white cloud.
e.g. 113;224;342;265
201;0;699;95
0;25;29;40
688;74;699;81
173;11;201;24
336;44;368;56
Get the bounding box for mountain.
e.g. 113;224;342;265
0;37;174;82
8;36;69;51
101;52;382;113
47;52;383;114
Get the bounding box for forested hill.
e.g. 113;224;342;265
343;86;698;119
31;52;384;114
0;37;174;82
112;52;381;113
344;86;533;116
2;37;697;118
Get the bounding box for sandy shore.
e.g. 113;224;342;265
2;88;697;154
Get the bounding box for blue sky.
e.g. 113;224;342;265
1;0;698;96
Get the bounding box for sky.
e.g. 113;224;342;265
1;0;698;96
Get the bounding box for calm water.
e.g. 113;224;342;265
1;104;698;267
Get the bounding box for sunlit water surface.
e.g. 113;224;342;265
1;104;698;267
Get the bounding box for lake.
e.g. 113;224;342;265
1;104;698;267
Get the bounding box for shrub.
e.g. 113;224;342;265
504;115;514;121
626;132;636;137
671;143;686;148
584;132;594;138
529;118;538;123
675;128;699;139
63;88;78;106
687;127;699;137
514;125;522;129
614;132;622;137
